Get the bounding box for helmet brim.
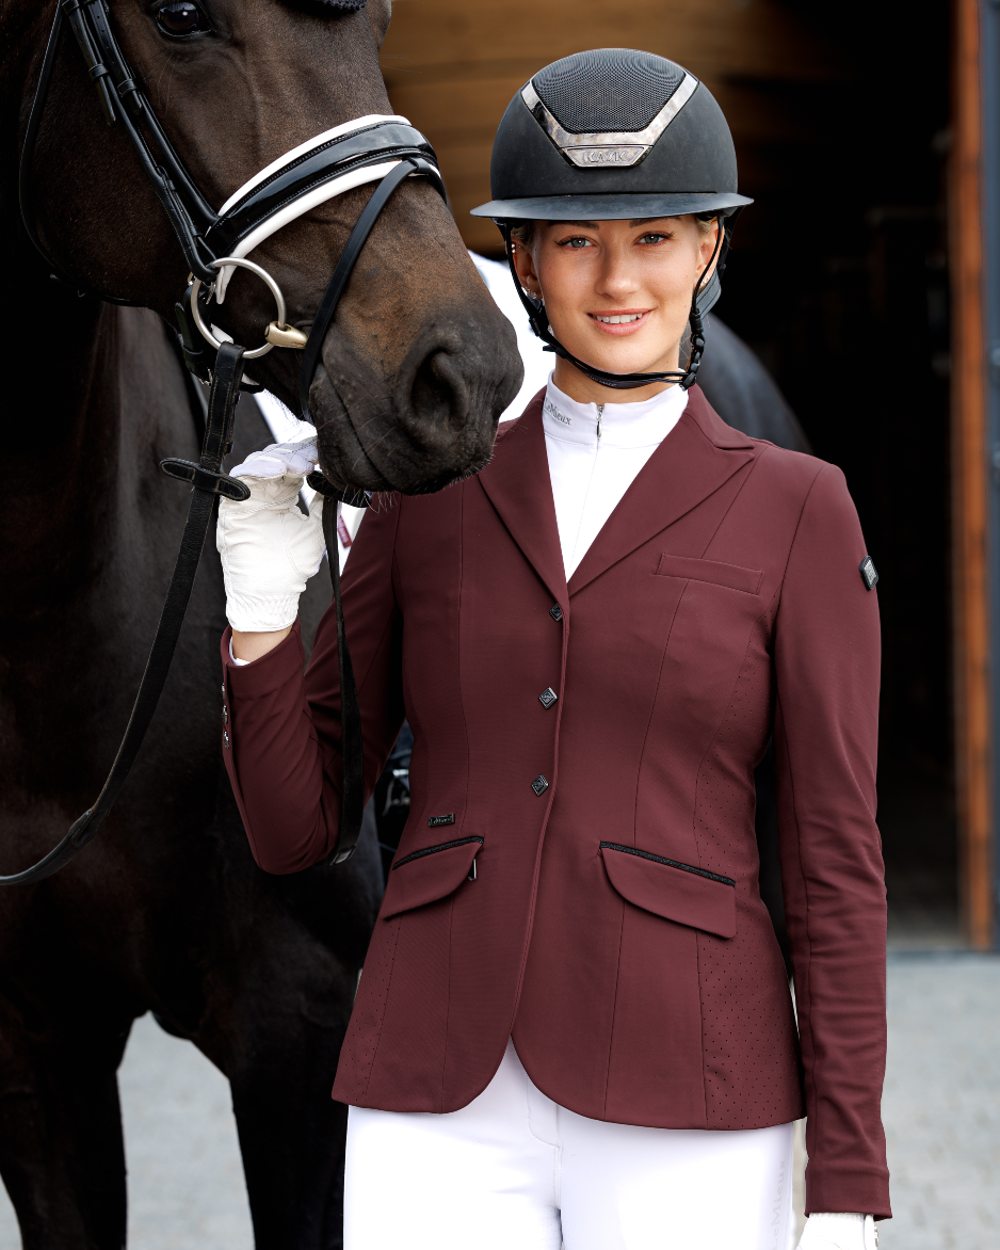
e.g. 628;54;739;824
470;191;752;221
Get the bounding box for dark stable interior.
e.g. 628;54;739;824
717;7;955;945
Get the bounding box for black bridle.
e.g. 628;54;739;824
4;0;446;884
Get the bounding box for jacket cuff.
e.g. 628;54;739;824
220;622;305;697
805;1163;892;1221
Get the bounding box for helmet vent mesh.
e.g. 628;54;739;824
533;49;689;134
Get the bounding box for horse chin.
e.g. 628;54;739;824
307;342;507;496
312;400;495;496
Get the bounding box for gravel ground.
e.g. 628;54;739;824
1;953;997;1248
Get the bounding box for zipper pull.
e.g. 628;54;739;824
596;402;604;442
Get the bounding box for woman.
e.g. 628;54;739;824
217;50;889;1250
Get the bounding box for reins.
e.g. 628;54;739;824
0;343;249;886
3;0;446;884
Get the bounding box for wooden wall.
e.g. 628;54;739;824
381;2;980;944
381;0;839;255
951;0;994;949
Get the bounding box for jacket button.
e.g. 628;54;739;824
538;688;558;709
549;604;563;622
222;730;231;750
221;704;229;726
531;775;549;796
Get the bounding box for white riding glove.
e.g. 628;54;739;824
797;1213;878;1250
216;438;326;632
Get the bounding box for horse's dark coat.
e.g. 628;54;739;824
0;2;517;1248
700;314;810;452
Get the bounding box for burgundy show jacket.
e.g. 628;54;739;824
221;387;890;1219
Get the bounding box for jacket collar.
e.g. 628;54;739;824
476;385;756;603
477;392;568;608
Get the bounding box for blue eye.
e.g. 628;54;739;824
558;236;592;249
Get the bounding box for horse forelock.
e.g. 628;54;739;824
278;0;368;14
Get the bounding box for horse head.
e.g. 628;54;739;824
9;0;523;493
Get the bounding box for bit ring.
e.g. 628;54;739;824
188;257;288;360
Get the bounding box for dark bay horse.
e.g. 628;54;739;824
0;2;519;1247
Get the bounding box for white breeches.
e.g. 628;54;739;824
345;1040;795;1250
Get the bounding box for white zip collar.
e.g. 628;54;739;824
541;378;688;449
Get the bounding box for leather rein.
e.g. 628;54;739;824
3;0;445;884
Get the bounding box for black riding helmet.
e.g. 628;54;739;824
471;49;752;389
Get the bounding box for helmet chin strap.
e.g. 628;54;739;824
502;224;726;392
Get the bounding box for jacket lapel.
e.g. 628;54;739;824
567;386;757;597
477;393;568;607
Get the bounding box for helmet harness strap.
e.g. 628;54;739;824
501;221;729;392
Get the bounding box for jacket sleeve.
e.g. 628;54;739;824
219;499;404;874
772;463;891;1219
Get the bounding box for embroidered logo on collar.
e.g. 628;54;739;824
859;556;879;591
543;397;572;426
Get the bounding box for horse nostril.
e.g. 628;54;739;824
409;347;471;433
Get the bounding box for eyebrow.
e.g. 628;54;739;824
556;218;670;228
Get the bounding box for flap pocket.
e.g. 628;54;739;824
600;842;736;938
655;553;763;595
381;836;484;920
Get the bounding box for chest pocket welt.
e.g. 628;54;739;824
655;553;763;596
381;836;484;920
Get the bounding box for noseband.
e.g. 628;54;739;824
6;0;443;883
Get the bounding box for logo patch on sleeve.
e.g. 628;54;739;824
859;556;879;591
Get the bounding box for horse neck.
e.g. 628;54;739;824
1;2;48;207
0;10;199;629
0;280;190;619
0;2;44;101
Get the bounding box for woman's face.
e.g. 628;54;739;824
512;215;719;404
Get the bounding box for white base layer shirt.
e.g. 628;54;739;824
540;377;688;579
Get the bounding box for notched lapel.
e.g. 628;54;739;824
568;387;757;597
477;396;568;607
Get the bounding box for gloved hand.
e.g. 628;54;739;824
797;1213;878;1249
216;438;326;632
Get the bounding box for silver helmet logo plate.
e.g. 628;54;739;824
521;73;699;169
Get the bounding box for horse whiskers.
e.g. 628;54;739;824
365;491;398;515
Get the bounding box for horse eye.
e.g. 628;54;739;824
153;2;211;40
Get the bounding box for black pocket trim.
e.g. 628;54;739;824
599;841;735;887
392;835;484;871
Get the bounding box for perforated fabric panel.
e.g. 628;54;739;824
533;49;688;135
692;648;803;1126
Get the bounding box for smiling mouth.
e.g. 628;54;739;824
589;310;651;333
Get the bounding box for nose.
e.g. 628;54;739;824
310;303;521;493
594;242;641;302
